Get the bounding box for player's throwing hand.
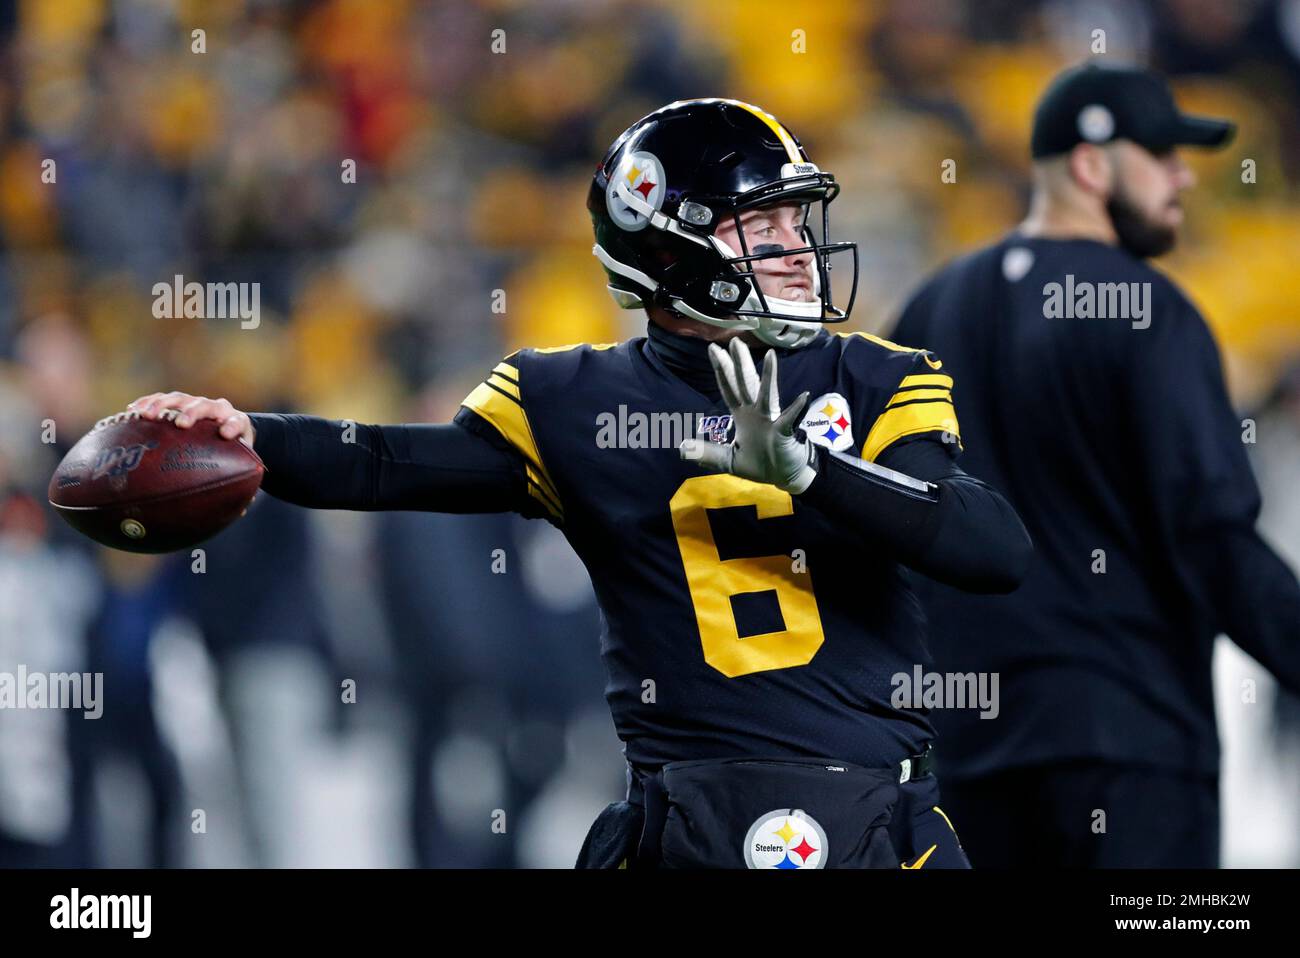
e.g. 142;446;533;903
127;391;256;445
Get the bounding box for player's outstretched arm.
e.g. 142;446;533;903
679;343;1033;594
127;392;531;514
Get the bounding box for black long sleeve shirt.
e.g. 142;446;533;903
891;233;1300;777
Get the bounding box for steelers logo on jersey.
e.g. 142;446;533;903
743;808;829;869
799;392;854;452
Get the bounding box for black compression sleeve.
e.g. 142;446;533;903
798;438;1032;593
247;413;534;514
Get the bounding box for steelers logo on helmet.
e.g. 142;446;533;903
606;150;666;232
743;808;829;869
799;392;854;452
1077;103;1115;144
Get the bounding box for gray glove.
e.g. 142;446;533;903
679;338;817;494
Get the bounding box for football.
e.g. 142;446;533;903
47;409;264;554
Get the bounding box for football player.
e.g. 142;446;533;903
129;99;1032;869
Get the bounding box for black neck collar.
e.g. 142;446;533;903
645;320;725;397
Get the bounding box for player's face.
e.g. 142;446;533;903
714;202;815;302
1105;141;1196;258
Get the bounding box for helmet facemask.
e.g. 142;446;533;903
701;174;858;346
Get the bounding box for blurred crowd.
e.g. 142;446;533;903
0;0;1297;867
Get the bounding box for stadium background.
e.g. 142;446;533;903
0;0;1297;867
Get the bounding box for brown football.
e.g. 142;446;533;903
48;409;265;554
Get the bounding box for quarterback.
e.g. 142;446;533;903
129;99;1032;869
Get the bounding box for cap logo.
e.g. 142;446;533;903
1077;104;1115;143
607;150;666;231
1002;246;1034;282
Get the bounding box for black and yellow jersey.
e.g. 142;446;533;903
454;328;961;770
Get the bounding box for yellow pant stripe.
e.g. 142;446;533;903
900;844;938;870
933;805;958;835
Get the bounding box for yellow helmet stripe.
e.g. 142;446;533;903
721;99;804;165
656;98;804;165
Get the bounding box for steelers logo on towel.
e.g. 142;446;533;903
744;808;829;869
799;392;854;452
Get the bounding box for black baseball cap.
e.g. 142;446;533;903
1031;62;1235;159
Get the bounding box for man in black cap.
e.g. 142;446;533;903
890;62;1300;867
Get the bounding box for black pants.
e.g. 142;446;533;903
938;762;1220;868
890;775;970;869
577;764;970;869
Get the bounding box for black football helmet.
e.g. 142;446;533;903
588;98;858;348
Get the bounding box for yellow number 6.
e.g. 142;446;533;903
669;473;825;678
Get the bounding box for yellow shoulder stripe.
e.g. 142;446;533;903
531;342;619;354
840;331;921;352
933;806;958;836
861;397;960;462
460;373;563;521
887;387;950;408
898;373;953;391
836;332;944;369
488;372;520;400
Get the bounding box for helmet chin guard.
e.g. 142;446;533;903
753;317;823;349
